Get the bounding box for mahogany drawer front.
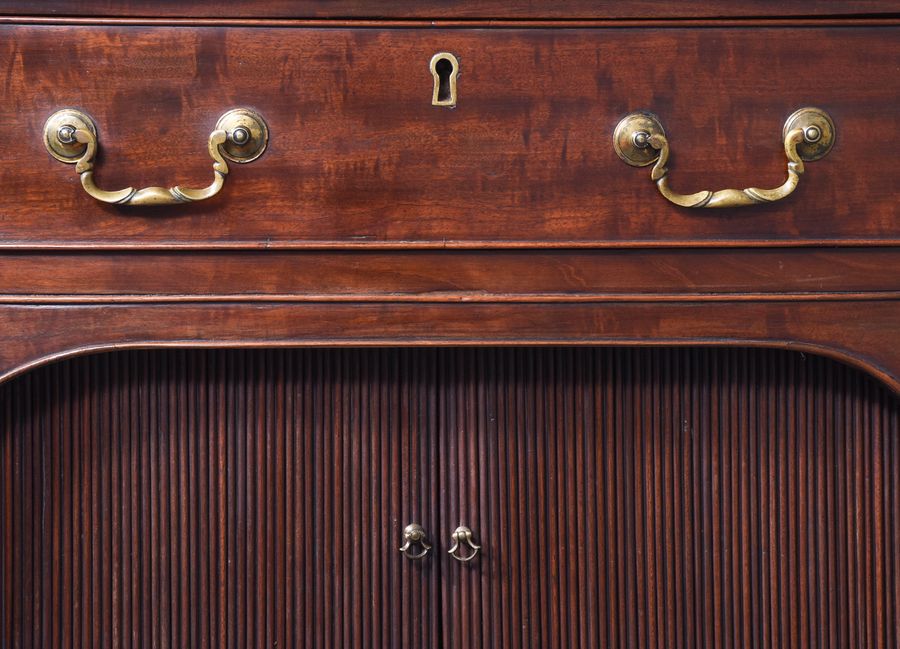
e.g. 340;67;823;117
3;1;900;18
2;24;898;248
1;248;898;299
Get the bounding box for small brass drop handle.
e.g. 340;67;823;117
448;525;480;563
613;107;835;208
399;523;432;560
43;108;268;206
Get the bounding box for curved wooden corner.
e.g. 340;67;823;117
0;300;897;395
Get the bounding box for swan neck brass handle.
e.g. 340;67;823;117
43;108;268;206
399;523;432;560
614;107;835;208
448;525;480;563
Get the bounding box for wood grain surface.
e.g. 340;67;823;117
0;300;897;393
0;248;896;300
1;347;897;648
2;0;899;19
2;7;898;649
2;25;898;247
0;348;443;649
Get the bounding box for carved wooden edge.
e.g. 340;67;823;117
1;239;899;251
4;17;900;28
0;300;897;395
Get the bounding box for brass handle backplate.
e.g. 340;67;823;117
43;108;268;206
448;525;480;563
613;107;835;208
399;523;432;560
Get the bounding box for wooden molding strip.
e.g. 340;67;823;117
2;17;900;27
0;292;898;304
0;239;898;251
0;301;897;394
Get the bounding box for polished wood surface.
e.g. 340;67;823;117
2;347;897;648
0;300;898;394
442;347;900;648
0;248;896;299
1;6;898;648
2;1;899;19
2;25;898;247
0;349;443;649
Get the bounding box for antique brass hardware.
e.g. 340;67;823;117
448;525;480;562
399;523;432;560
43;107;268;206
430;52;459;107
613;107;835;208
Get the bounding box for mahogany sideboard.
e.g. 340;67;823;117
0;2;898;647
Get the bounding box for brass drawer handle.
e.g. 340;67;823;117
43;108;268;206
399;523;432;560
614;107;835;208
448;525;480;562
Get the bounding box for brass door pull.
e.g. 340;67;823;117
43;108;268;206
399;523;432;560
448;525;480;562
613;107;835;208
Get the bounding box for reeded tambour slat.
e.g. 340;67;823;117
1;348;897;647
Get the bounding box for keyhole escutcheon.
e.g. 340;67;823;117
430;52;460;107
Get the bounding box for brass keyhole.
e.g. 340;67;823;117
430;52;459;107
434;58;453;103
